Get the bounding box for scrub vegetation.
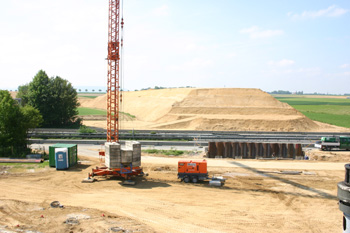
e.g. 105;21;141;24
143;149;185;156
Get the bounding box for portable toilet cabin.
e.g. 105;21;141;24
49;144;78;168
55;148;69;170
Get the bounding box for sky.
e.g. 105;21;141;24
0;0;349;94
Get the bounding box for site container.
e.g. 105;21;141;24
208;142;217;158
231;142;238;158
49;143;78;168
240;142;247;158
272;143;280;157
247;143;256;159
224;142;232;158
216;142;224;157
287;144;295;158
295;144;303;157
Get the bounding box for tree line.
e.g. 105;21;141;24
0;70;80;157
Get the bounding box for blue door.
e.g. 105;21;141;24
55;148;69;170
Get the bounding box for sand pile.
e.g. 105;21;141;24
80;88;324;131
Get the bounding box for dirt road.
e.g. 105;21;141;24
0;152;346;232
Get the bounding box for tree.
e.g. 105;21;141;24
16;84;29;106
19;70;81;128
85;89;88;92
21;105;43;130
78;89;81;92
0;90;42;156
0;90;24;149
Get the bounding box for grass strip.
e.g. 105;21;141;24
78;107;106;115
143;149;184;156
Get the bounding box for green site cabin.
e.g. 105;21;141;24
49;143;78;167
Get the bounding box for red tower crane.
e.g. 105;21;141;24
85;1;145;183
107;0;123;142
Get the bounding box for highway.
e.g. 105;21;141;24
29;142;205;158
28;128;348;146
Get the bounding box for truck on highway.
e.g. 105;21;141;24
177;160;225;186
315;136;350;151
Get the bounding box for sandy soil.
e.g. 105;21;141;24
1;150;348;233
80;88;350;132
9;92;17;99
306;149;350;162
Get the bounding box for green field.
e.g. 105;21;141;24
78;108;135;119
275;97;350;128
79;95;99;99
78;107;106;115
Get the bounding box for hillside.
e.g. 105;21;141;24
79;88;350;132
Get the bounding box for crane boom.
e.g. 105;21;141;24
107;0;121;142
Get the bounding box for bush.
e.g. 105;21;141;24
79;125;96;134
143;149;184;156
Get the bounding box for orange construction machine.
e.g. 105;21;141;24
178;160;226;186
178;160;209;183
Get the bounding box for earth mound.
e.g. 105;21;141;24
80;88;329;131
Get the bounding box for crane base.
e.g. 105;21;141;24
82;178;96;183
122;180;136;185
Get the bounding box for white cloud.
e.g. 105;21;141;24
289;5;349;20
339;71;350;77
326;71;350;78
184;43;206;52
152;5;169;16
263;66;321;77
168;58;213;72
227;52;237;58
240;26;284;39
268;59;295;67
185;58;213;68
340;64;350;69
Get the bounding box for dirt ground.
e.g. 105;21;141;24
1;149;348;232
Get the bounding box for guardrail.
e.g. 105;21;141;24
27;128;349;142
29;128;350;135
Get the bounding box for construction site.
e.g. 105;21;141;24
1;150;350;232
1;1;350;233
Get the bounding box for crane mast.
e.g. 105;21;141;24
107;0;122;142
85;0;144;184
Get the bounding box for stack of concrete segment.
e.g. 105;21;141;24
105;142;121;168
125;141;141;167
105;141;142;169
121;149;133;165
